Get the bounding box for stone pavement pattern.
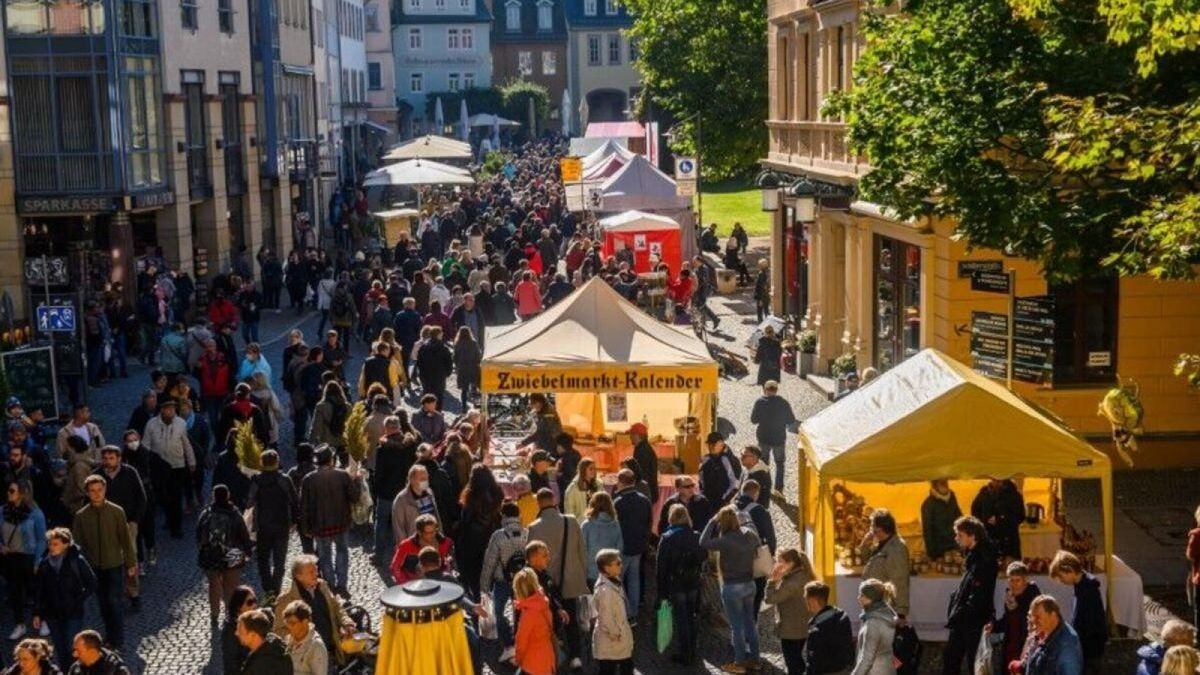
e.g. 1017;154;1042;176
19;280;1161;673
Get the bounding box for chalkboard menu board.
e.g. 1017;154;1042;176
1;347;58;415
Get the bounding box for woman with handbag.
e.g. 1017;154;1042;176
196;484;252;625
700;506;763;674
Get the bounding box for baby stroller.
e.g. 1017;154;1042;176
337;602;380;674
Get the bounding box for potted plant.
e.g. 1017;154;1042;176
831;352;859;398
798;329;817;376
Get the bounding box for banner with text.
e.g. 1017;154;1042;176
480;365;719;394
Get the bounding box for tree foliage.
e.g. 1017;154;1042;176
626;0;767;180
499;79;551;132
423;87;505;122
829;0;1200;280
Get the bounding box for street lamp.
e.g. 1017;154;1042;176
756;170;781;212
789;176;817;222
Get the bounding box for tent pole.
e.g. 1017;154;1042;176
481;392;490;465
1101;472;1116;633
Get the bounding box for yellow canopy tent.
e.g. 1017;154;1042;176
481;277;719;443
798;349;1114;607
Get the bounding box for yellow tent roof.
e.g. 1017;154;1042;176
481;278;718;393
799;348;1111;482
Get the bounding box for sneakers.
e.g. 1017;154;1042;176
148;549;158;565
499;646;515;664
8;624;25;640
37;622;49;638
720;664;746;674
568;658;582;670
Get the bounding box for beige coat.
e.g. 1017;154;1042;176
591;574;634;661
528;507;589;599
273;579;354;664
859;534;910;616
764;566;814;640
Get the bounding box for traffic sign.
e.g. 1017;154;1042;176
674;157;697;180
36;305;76;333
560;157;583;183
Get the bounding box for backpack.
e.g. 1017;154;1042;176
198;509;234;569
501;531;527;582
893;623;922;674
331;293;351;318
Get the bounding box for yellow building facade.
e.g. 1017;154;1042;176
763;0;1200;467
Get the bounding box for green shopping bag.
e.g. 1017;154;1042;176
656;600;674;654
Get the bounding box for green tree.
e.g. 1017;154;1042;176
828;0;1200;281
499;79;550;137
625;0;767;180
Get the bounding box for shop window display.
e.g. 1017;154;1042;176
873;235;921;371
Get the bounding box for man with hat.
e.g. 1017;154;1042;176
629;423;658;499
140;398;195;538
698;432;741;506
750;380;796;495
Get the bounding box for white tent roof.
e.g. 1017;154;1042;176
799;348;1111;482
599;155;692;211
569;137;626;158
383;135;472;162
468;113;520;128
598;211;679;233
362;159;475;187
582;153;629;181
582;139;636;170
483;277;714;368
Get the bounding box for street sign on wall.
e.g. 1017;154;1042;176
971;270;1011;294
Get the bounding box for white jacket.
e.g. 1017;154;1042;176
141;416;195;470
285;626;329;675
317;278;337;310
591;574;634;661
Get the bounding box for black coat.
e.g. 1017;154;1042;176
655;524;705;598
1072;572;1108;659
416;339;454;393
657;494;714;535
33;544;96;621
735;494;777;554
196;503;253;571
632;440;658;498
246;469;298;538
221;620;245;675
92;465;146;525
970;481;1025;559
750;394;796;447
213;450;252;510
65;650;129;675
239;635;294;675
613;487;652;556
804;606;855;674
698;449;741;506
947;540;999;631
418;458;459;533
755;336;783;385
372;434;416;504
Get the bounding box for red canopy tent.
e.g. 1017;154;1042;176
599;211;682;273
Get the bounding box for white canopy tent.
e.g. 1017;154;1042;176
581;139;636;170
383;135;473;162
468;113;521;128
598;210;678;233
363;159;473;187
597;155;692;211
568;137;625;158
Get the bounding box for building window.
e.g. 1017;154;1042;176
584;0;596;16
873;235;921;372
506;1;520;31
462;27;473;49
219;0;235;32
435;0;444;6
368;62;382;89
517;51;532;76
181;0;197;29
542;50;556;75
1051;278;1119;386
409;0;420;8
605;0;616;15
460;0;469;7
447;27;459;49
463;72;475;89
607;33;620;65
120;0;157;37
537;0;551;31
587;34;601;66
219;76;245;196
123;56;164;188
182;72;210;197
364;2;377;30
410;72;423;92
408;27;422;49
629;37;639;62
447;72;460;91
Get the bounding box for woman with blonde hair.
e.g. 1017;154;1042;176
563;457;600;523
376;327;408;398
512;568;556;674
3;638;58;675
1161;644;1200;675
581;491;623;588
851;578;898;675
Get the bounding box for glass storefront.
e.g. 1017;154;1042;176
873;234;921;371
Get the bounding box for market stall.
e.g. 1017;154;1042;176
598;211;682;274
374;208;420;248
480;277;719;474
382;135;473;163
798;349;1132;633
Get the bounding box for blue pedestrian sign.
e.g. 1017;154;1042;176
36;305;76;333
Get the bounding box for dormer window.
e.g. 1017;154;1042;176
537;0;551;31
506;0;520;31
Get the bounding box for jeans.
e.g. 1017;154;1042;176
942;624;984;675
205;567;242;619
670;589;700;664
48;617;81;670
162;467;189;537
95;566;126;648
781;638;807;675
315;530;350;589
256;532;289;596
241;321;260;346
720;581;758;664
491;580;514;647
761;444;786;492
373;499;394;558
620;554;642;620
86;345;105;387
317;310;330;338
109;333;128;377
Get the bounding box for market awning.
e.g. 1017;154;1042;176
383;135;473;162
363;159;474;187
585;121;646;139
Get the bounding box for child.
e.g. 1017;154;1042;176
1050;551;1107;675
512;567;556;675
991;561;1041;666
802;581;855;674
591;549;634;675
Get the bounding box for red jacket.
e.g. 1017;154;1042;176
514;591;556;675
208;298;238;329
390;533;455;585
196;352;232;399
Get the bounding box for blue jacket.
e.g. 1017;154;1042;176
613;487;652;557
0;505;46;560
580;513;623;582
1026;623;1084;675
1136;643;1164;675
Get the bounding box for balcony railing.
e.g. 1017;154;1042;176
765;119;867;180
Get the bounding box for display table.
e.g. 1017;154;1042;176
1019;520;1063;560
834;555;1144;641
496;471;677;533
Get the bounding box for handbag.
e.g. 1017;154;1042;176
477;594;498;640
752;544;774;578
351;478;374;526
243;506;257;544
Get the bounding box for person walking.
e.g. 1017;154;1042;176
92;446;145;610
308;382;350;461
272;555;356;667
699;432;742;507
392;463;442;542
196;484;252;626
700;506;762;674
235;610;295;675
32;528;95;670
850;579;899;675
1049;550;1107;675
754;262;771;322
764;548;816;675
734;481;776;619
755;325;783;386
612;469;650;623
749;380;796;495
371;417;416;561
453;327;482;410
415;327;453;409
3;638;60;675
299;447;361;596
480;501;527;665
989;561;1042;668
942;516;997;675
657;475;713;534
455;465;505;600
656;504;706;666
0;482;47;640
140;400;196;539
512;568;556;675
246;450;298;601
67;630;131;675
562;458;599;524
221;586;257;674
803;580;856;675
581;492;624;590
527;488;588;670
71;476;138;651
591;549;634;675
